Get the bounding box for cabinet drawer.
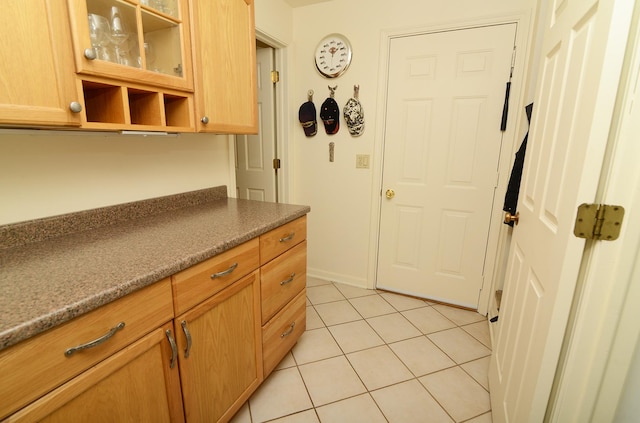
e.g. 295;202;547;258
171;238;259;315
7;322;185;423
0;278;174;420
260;216;307;265
262;289;306;377
261;241;307;324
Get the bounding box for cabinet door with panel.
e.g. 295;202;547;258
7;323;185;423
67;0;193;91
0;278;174;420
66;0;195;131
190;0;258;133
0;0;82;127
175;270;263;423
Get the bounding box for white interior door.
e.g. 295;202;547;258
235;46;277;202
377;24;516;308
488;0;632;421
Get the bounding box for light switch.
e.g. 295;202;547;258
356;154;370;169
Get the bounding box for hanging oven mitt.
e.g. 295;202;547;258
343;85;364;137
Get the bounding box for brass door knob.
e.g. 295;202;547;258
504;211;520;225
385;189;395;199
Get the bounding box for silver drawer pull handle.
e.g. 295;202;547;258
281;322;295;338
181;320;192;359
280;273;296;286
211;262;238;279
166;329;178;369
279;233;295;242
64;322;125;357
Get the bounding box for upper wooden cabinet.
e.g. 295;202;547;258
0;0;82;127
0;0;258;133
67;0;194;92
190;0;259;134
65;0;196;131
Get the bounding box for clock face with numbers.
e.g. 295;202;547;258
314;33;352;78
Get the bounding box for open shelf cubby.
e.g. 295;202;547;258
164;94;191;128
128;89;163;126
81;79;193;130
83;81;127;124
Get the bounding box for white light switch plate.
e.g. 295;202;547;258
356;154;370;169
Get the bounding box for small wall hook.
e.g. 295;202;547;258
307;90;314;101
328;85;338;98
353;85;360;99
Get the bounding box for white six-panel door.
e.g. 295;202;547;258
488;0;633;420
235;46;277;202
377;24;516;308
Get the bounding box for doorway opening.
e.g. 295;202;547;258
234;38;284;203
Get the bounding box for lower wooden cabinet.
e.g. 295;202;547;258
175;270;263;423
7;322;185;423
0;278;175;420
3;218;307;422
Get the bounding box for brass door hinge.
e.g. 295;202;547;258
271;70;280;84
573;203;625;240
273;158;281;169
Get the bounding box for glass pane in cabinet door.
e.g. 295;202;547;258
86;0;141;68
141;8;183;77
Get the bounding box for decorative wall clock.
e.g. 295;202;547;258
314;33;352;78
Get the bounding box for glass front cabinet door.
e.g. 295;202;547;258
67;0;194;130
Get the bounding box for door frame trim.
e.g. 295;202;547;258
369;11;533;314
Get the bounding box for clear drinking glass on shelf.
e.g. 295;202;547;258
143;42;158;72
109;6;132;66
87;13;115;62
141;0;177;17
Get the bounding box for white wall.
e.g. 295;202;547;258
254;0;293;45
0;131;232;224
0;1;293;226
289;0;536;287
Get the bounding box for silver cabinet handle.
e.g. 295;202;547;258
210;262;238;279
69;101;83;113
280;273;295;286
279;233;295;242
201;116;209;124
64;322;125;357
181;320;192;359
84;47;97;60
165;329;178;369
280;322;295;338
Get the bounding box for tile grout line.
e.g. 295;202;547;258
305;283;491;421
248;281;492;422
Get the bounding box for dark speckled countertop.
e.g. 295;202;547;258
0;186;310;351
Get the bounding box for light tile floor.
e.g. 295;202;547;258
231;277;493;423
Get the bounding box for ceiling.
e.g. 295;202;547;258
283;0;333;7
